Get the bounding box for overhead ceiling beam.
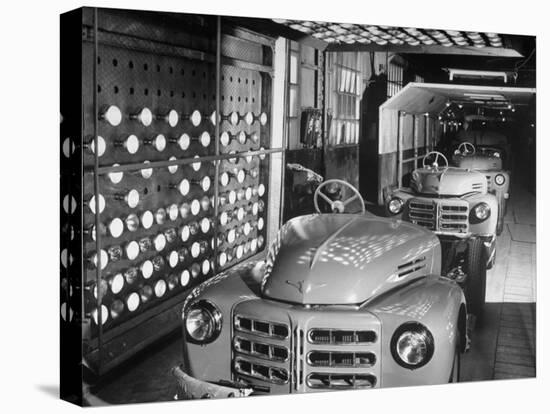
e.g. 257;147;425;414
325;43;524;57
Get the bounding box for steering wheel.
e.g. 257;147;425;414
422;151;449;169
457;142;476;156
314;179;365;214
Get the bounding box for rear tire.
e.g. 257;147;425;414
464;237;487;321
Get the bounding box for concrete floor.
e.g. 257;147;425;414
88;171;536;405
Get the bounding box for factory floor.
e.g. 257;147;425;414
87;171;536;406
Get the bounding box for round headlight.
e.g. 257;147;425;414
472;202;491;222
391;322;434;369
388;197;404;215
493;152;500;158
185;300;222;344
495;174;505;186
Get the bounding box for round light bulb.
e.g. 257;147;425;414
154;234;167;251
103;105;122;126
125;135;140;154
237;170;245;183
220;172;229;186
180;270;190;287
191;199;200;216
141;160;153;179
89;194;105;215
191;242;200;258
200;131;211;147
168;204;179;221
245;112;254;125
178;179;190;196
141;260;154;279
258;217;264;230
238;131;246;144
202;259;210;275
155;279;167;297
201;218;210;233
219;252;227;267
139;108;153;126
126;292;140;312
191;155;201;172
109;218;124;238
180;225;190;242
169;251;179;268
230;111;239;126
125;241;140;260
201;176;211;192
179;203;190;219
220;131;230;146
228;190;237;204
167;109;179;127
108;164;123;184
126;189;140;208
258;184;265;197
260;112;268;125
178;133;190;150
89;136;106;157
168;156;178;174
110;273;125;294
190;110;202;127
141;210;154;229
153;134;166;152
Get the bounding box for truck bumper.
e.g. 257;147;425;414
172;365;253;399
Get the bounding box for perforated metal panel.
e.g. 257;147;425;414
61;7;279;374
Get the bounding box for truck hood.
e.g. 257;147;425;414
261;214;439;305
411;167;487;196
452;154;503;171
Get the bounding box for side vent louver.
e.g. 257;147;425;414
397;257;426;277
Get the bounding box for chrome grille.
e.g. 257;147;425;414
233;314;290;386
408;200;435;230
308;329;377;345
307;373;377;389
234;357;289;385
440;203;468;232
233;336;289;362
408;198;469;234
234;316;289;339
307;351;376;368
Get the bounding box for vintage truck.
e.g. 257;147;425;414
174;179;467;399
451;142;510;235
386;151;498;318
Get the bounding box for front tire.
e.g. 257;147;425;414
464;237;487;321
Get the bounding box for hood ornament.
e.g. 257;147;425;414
285;280;304;294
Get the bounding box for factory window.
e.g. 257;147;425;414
326;52;362;146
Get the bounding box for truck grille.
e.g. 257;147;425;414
232;304;381;392
408;198;469;234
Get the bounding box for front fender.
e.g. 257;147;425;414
366;276;466;388
465;192;498;236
